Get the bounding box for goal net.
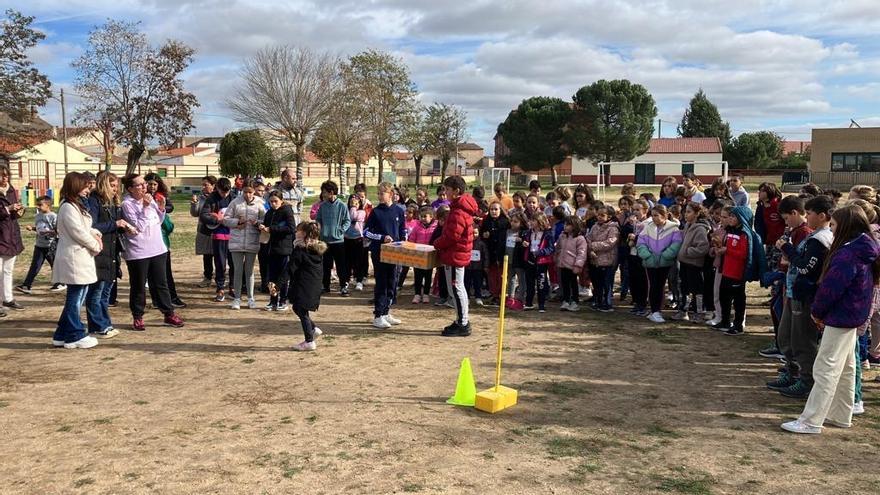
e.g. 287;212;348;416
480;167;510;194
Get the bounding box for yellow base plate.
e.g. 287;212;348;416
474;385;518;413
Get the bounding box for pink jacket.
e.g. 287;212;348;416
408;219;437;245
587;221;620;267
555;233;587;271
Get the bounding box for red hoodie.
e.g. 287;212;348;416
434;194;478;267
762;197;785;246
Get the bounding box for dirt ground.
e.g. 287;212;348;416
1;212;879;495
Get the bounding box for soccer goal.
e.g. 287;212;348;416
480;167;510;194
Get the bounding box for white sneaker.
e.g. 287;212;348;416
355;282;364;291
824;418;852;428
313;327;323;337
706;317;721;326
63;336;98;349
568;303;580;312
703;312;716;321
373;317;391;329
412;295;421;304
445;300;455;308
781;419;821;434
648;312;666;323
384;314;401;325
293;340;316;352
560;301;571;311
230;299;241;310
475;298;484;306
52;339;65;347
247;298;257;309
671;310;689;321
853;400;865;415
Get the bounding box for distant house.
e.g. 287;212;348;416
0;111;54;162
783;140;811;155
810;127;880;188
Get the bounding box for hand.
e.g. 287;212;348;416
156;195;166;211
115;219;129;229
775;238;787;250
12;202;24;211
521;240;529;247
383;235;393;244
191;194;198;204
268;282;278;297
573;267;582;275
717;247;727;255
142;193;153;208
93;232;102;244
811;316;824;331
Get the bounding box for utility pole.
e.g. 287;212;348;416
658;118;662;138
60;88;69;174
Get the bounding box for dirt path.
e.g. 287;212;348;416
1;214;879;494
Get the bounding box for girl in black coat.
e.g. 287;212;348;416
479;203;510;305
277;220;327;351
260;191;296;310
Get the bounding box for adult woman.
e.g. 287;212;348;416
190;175;217;288
85;171;131;339
120;174;185;330
52;172;103;348
223;181;265;309
145;172;185;308
0;163;25;314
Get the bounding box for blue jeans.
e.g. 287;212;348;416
53;284;89;343
86;280;113;333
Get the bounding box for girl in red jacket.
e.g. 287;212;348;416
434;176;478;337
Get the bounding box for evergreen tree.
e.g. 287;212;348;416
678;89;731;147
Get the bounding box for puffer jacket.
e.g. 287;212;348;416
555;233;587;271
408;219;437;245
434;194;478;267
223;195;266;253
677;217;711;268
637;219;682;268
587;221;619;267
812;233;880;328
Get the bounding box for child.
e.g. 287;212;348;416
637;205;682;323
223;182;266;310
523;212;555;312
434;176;478;336
756;182;785;259
260;191;295;311
397;203;420;290
587;205;620;312
705;201;731;325
624;199;650;315
431;207;450;306
507;212;529;305
782;205;880;434
146;173;185;308
408;206;437;304
673;202;711;321
431;186;450;210
466;223;488;306
200;177;234;302
524;194;540;220
480;202;510;305
364;182;407;329
769;195;831;398
616;196;635;300
281;221;326;352
16;196;63;293
658;177;678;207
556;216;587;311
667;203;684;309
316;180;352;296
344;195;367;292
544;191;560;217
509;191;526;218
713;206;766;335
574;185;593;219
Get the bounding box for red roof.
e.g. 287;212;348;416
155;147;198;157
648;138;722;154
782;140;810;155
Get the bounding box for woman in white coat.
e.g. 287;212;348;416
223;181;265;309
52;172;103;349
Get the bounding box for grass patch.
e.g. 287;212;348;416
133;400;149;406
645;424;682;438
569;461;601;482
482;451;495;460
123;473;140;481
57;425;73;432
720;412;742;419
655;473;714;494
92;417;113;425
100;356;115;362
0;401;8;408
241;358;256;364
509;425;542;437
306;415;318;424
545;381;589;398
545;436;611;459
644;329;684;344
73;478;95;488
402;483;424;492
280;416;292;424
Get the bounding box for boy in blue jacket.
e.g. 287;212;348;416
315;180;351;296
364;182;407;329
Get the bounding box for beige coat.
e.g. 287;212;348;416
52;201;102;285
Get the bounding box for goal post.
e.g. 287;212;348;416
480;167;511;195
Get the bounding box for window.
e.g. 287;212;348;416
831;153;880;172
432;159;441;172
635;163;655;184
681;162;694;175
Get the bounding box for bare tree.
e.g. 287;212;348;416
228;45;340;183
345;50;417;184
425;103;467;180
310;73;367;195
72;20;198;174
400;105;431;186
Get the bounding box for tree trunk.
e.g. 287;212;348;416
126;143;146;176
376;146;384;185
550;165;558;186
441;158;448;181
603;153;611;187
414;156;422;186
295;143;305;184
355;161;362;185
327;162;332;180
338;160;347;196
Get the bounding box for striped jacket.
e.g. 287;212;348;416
636;219;682;268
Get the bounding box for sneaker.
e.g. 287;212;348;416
230;299;241;310
434;298;448;307
355;282;364;291
767;370;796;391
422;296;431;305
523;305;535;311
648;312;665;323
293;340;316;352
163;313;185;328
579;287;593;298
383;314;402;326
475;298;484;306
50;283;67;292
568;303;580;312
560;302;571;311
14;285;31;295
711;321;732;331
52;339;65;347
538;308;546;313
671;310;689;321
63;336;99;349
93;327;119;339
3;300;24;310
637;309;651;317
373;317;391;329
703;312;716;321
597;305;614;313
444;300;455;308
779;379;811;398
781;420;821;434
197;278;213;288
824;418;852;428
724;326;744;336
276;303;289;312
759;346;785;359
247;298;257;309
853;400;865;415
214;291;226;302
132;318;146;331
313;327;323;337
340;285;350;297
412;295;422;304
171;299;187;308
264;302;276;311
706;317;722;326
441;322;471;337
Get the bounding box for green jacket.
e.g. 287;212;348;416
160;214;174;249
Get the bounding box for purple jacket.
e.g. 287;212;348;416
812;233;880;328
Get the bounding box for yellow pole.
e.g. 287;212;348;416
494;255;510;391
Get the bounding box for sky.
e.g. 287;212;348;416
11;0;880;153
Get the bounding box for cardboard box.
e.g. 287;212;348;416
380;241;439;269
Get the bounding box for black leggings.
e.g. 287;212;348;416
344;237;367;283
413;268;433;297
560;268;579;304
294;306;317;343
646;266;671;313
679;263;703;297
628;255;648;309
719;277;746;327
322;242;349;290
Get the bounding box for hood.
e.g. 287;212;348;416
811;227;833;249
295;238;328;255
691;217;712;230
451;194;479;216
846;233;880;265
731;206;754;229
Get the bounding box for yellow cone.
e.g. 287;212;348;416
446;357;476;407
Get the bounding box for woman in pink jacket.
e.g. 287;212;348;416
556;216;587;311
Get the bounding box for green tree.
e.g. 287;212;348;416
345;50;418;183
0;10;52;146
678;89;731;147
724;131;783;169
424;103;467;180
218;130;275;179
566;79;656;186
497;96;571;186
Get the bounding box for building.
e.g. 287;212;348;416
809;127;880;188
570;137;724;184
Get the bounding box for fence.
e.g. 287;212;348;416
808;171;880;189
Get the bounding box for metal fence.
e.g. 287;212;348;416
808;171;880;189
